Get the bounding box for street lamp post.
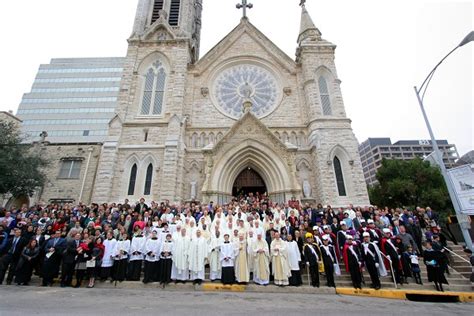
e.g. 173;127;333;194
414;31;474;252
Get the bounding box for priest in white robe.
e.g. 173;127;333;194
188;229;208;284
270;232;291;286
235;233;250;283
252;233;270;285
209;231;223;281
171;228;190;282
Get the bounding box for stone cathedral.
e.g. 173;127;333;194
92;0;369;206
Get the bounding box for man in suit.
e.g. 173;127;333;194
134;198;149;214
60;233;81;287
0;228;28;285
42;230;66;286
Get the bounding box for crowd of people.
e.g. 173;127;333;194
0;193;454;291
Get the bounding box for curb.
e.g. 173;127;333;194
335;287;474;303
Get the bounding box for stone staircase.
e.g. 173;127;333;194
328;261;472;292
445;241;472;280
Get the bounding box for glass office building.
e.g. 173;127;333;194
16;57;124;143
359;138;460;186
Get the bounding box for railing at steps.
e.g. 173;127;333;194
443;247;471;264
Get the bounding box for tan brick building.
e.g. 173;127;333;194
92;0;369;206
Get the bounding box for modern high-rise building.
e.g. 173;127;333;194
359;138;460;186
16;57;124;143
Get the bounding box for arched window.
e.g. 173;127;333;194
169;0;181;26
141;60;166;115
318;76;332;116
151;0;164;24
144;164;153;195
333;156;346;196
128;164;138;196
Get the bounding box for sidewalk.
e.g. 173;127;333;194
335;287;474;303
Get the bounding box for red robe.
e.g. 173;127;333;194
342;244;351;272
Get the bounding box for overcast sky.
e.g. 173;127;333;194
0;0;472;155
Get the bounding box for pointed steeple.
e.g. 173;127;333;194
297;4;322;44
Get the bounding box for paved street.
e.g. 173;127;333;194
0;286;473;316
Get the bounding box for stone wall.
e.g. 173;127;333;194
34;143;102;205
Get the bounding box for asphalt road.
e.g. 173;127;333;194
0;286;473;316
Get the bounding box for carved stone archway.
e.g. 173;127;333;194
201;111;301;204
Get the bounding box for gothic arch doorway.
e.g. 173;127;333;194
232;167;267;197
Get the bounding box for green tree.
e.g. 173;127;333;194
368;158;452;214
0;121;48;197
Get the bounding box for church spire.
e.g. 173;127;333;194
297;3;322;44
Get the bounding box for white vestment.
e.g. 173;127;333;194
144;237;161;262
252;239;270;285
270;239;291;285
188;236;208;280
171;235;190;280
286;240;301;271
209;236;223;280
101;238;117;268
129;236;146;261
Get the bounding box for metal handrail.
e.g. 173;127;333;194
379;252;398;289
443;247;471;264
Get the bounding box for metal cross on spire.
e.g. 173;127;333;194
236;0;253;18
300;0;306;7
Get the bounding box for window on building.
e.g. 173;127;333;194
128;164;138;195
58;160;82;179
144;164;153;195
333;156;346;196
151;0;164;24
318;76;332;115
141;60;166;115
169;0;181;26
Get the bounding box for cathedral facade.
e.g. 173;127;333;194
91;0;369;206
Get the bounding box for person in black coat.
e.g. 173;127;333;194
320;235;337;288
41;230;66;286
423;241;448;292
15;239;40;285
0;228;28;285
60;233;81;287
360;232;381;290
303;233;321;288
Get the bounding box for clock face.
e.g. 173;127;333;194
212;64;279;119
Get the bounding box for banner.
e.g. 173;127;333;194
448;164;474;214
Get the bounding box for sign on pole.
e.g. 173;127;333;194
447;164;474;214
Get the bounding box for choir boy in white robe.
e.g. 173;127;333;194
101;231;117;281
209;231;223;281
286;234;302;286
143;231;161;283
219;234;236;285
159;234;174;286
252;233;270;285
270;232;291;286
188;229;208;284
235;233;250;284
113;233;130;282
128;228;146;281
171;228;190;283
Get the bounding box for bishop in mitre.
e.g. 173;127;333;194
270;232;291;286
252;232;270;285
